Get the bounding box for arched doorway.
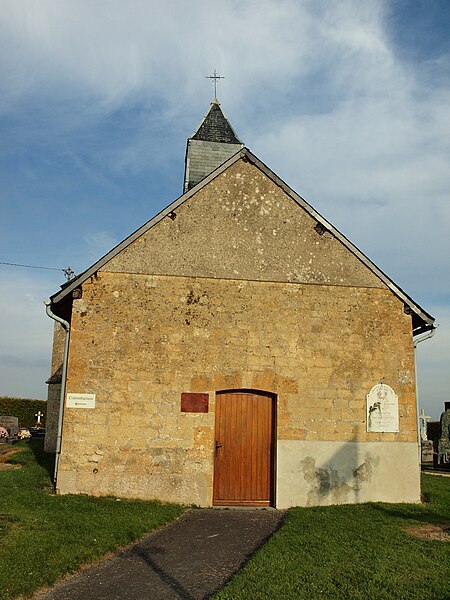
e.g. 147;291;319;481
213;390;276;506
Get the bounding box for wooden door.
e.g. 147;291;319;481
213;390;274;506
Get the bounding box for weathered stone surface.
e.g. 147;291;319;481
56;269;417;506
49;159;420;508
106;160;385;289
421;440;434;463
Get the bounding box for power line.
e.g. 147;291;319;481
0;260;61;272
0;261;75;279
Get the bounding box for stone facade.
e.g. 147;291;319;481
52;158;422;507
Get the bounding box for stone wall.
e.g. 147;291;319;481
45;322;65;453
45;382;61;452
53;158;420;506
56;271;418;506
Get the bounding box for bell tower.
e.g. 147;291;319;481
184;99;243;192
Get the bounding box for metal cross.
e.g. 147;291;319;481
35;411;43;424
63;266;74;280
206;69;225;98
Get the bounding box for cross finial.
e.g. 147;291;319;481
206;69;225;99
63;266;74;280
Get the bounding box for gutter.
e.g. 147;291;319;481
413;324;438;464
413;325;438;349
44;300;70;488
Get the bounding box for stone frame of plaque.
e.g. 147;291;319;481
366;383;399;433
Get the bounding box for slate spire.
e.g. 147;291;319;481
191;99;242;144
184;100;243;192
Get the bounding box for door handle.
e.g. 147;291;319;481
215;440;222;457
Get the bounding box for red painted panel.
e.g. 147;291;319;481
181;393;209;413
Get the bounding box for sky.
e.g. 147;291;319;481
0;0;449;419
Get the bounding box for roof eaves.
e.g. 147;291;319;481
241;150;435;333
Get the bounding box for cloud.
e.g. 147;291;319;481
0;272;55;399
0;2;390;114
0;0;448;413
248;9;450;301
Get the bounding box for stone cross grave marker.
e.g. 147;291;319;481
419;408;431;442
419;409;434;463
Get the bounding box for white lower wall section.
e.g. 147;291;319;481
276;440;420;508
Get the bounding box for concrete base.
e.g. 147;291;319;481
276;440;420;508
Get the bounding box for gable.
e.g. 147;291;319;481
50;148;434;334
104;159;384;289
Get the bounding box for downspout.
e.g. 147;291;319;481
44;300;70;488
413;324;438;464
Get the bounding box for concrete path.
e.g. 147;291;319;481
37;509;285;600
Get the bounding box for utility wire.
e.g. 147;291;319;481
0;261;75;279
0;260;62;272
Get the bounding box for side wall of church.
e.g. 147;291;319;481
44;322;65;452
56;272;419;506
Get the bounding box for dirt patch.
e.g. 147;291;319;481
407;523;450;542
0;446;22;470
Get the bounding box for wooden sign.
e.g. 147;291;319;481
181;393;209;413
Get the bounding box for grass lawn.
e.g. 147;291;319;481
0;441;184;600
214;474;450;600
1;442;449;600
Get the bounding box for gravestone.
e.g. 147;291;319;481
0;416;19;441
438;408;450;465
420;409;433;463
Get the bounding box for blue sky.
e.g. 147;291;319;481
0;0;449;419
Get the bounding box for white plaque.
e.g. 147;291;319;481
366;383;398;432
66;393;96;409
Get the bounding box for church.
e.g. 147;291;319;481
45;96;435;508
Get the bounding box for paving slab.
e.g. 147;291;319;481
37;508;285;600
